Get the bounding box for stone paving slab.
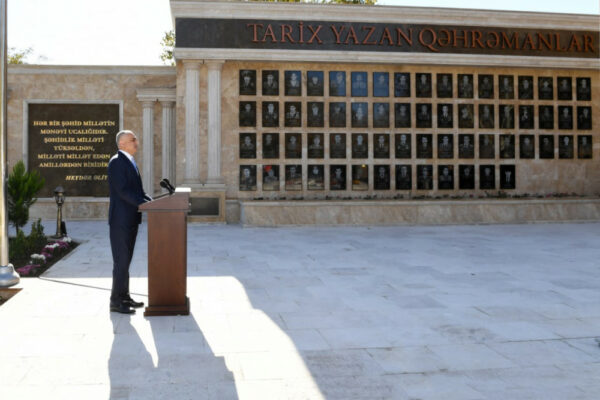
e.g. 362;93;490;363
1;221;600;399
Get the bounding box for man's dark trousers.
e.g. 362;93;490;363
110;223;138;304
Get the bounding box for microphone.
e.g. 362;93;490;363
160;179;174;195
163;178;176;193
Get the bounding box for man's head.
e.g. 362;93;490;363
116;130;139;156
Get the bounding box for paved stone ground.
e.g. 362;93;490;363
1;221;599;399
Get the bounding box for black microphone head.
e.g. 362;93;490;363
159;180;168;189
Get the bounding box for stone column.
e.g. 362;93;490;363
141;101;155;194
206;60;224;184
184;61;201;183
161;100;176;186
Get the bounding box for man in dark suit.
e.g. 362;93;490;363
108;130;152;314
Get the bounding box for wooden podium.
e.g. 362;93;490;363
139;187;191;316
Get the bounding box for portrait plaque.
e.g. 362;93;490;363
285;165;303;190
352;164;369;191
576;77;591;101
285;133;302;158
539;106;554;130
416;134;433;159
519;135;535;159
239;70;256;95
329;133;347;159
557;77;572;100
458;104;474;129
374;134;390;159
329;71;346;97
239;165;257;191
262;101;279;128
330;165;347;190
394;103;411;128
307;71;324;96
262;70;279;96
578;135;593;159
351;72;368;97
577;106;592;130
284;70;302;96
539;135;555;159
499;105;514;129
416;165;433;190
395;133;411;159
519;105;534;130
499;134;515;159
479;104;495;129
478;74;494;99
374;165;390;190
500;165;516;190
436;73;453;98
329;102;346;128
437;104;453;128
395;164;412;190
239;101;256;127
284;102;301;127
373;72;390;97
518;76;533;100
479;165;496;190
351;102;368;128
558;135;574;159
352;133;369;159
479;134;495;159
416;103;432;128
307;102;324;128
262;133;279;159
239;133;256;159
437;134;454;159
438;165;454;190
458;165;475;190
373;103;390;128
394;73;410;97
262;165;280;191
416;73;432;98
499;75;514;99
458;134;475;159
558;106;573;130
457;74;474;98
308;164;325;190
538;77;553;100
307;133;324;159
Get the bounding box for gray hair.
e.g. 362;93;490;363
116;130;134;147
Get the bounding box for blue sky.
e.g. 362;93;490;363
7;0;599;66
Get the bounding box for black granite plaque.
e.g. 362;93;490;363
458;134;475;159
239;133;256;159
239;70;256;95
479;134;495;159
285;70;302;96
539;135;555;159
416;73;432;98
373;103;390;128
416;134;433;159
329;71;346;97
499;75;514;99
330;165;347;190
500;134;515;159
352;133;368;159
329;102;346;127
394;103;411;128
262;102;279;128
576;77;592;101
262;70;279;96
416;165;433;190
284;102;301;127
558;106;573;130
458;104;474;129
395;133;411;159
519;105;534;130
285;133;302;158
499;105;514;129
416;103;432;128
307;102;324;128
394;73;410;97
437;134;454;159
262;133;279;159
351;103;368;128
262;165;280;191
539;106;554;129
329;133;347;159
578;135;593;159
479;165;495;189
239;165;257;191
557;77;572;100
519;135;535;159
395;164;412;190
459;165;475;189
518;76;533;99
373;72;389;97
285;165;302;190
308;164;324;190
436;73;453;98
457;74;473;98
307;133;324;159
351;72;368;97
479;104;495;129
437;104;453;128
538;77;553;100
438;165;454;190
307;71;324;96
478;75;494;99
239;101;256;127
352;164;369;191
558;135;574;159
374;165;390;190
577;106;592;130
500;165;516;189
373;134;390;159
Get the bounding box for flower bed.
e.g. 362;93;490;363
14;237;78;277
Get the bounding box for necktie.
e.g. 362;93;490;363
130;158;139;174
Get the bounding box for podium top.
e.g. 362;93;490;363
139;188;190;212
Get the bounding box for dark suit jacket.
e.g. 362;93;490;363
108;151;151;227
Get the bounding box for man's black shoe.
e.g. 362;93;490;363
124;298;144;308
110;302;135;314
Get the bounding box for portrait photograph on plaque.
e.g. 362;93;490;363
499;75;514;99
239;133;256;159
262;165;280;191
394;73;411;97
239;69;256;95
416;165;433;190
558;106;573;130
416;73;432;97
437;104;453;128
329;71;346;97
500;165;516;190
395;164;412;190
478;75;494;99
284;102;301;127
437;134;453;159
373;103;390;128
373;72;389;97
329;102;346;128
557;77;572;100
578;135;593;159
374;134;390;159
239;101;256;127
308;165;324;190
500;134;515;159
459;165;475;190
479;165;495;189
329;133;347;159
262;101;279;128
416;103;432;128
262;70;279;96
519;135;535;159
458;104;474;129
307;133;325;159
239;165;257;191
351;72;368;97
352;133;369;159
479;104;495;129
538;77;553;100
285;165;302;190
438;165;454;190
351;102;368;128
436;73;453;98
457;74;474;98
519;105;534;130
352;164;369;191
539;135;555;159
458;134;475;159
539;106;554;129
262;133;279;159
576;77;591;101
285;133;302;158
518;76;533;99
307;102;324;128
394;103;411;128
499;105;514;129
416;134;433;159
307;71;324;96
374;165;390;190
284;70;302;96
577;106;592;130
330;165;347;190
395;133;411;159
479;134;495;159
559;135;574;159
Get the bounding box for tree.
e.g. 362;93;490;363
160;30;175;66
8;47;33;64
7;161;45;235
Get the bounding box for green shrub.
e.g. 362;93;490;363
29;219;47;254
9;229;29;265
7;161;45;234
